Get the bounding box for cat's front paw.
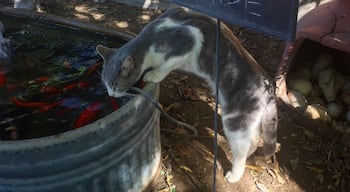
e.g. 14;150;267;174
225;171;241;183
143;71;163;83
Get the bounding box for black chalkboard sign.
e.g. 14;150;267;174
170;0;299;41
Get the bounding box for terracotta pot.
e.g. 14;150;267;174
276;0;350;103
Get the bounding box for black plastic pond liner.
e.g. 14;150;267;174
0;8;161;192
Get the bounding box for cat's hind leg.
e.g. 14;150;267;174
260;99;278;156
222;113;261;183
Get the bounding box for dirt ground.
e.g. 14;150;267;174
1;1;349;191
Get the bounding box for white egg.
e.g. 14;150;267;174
346;110;350;122
327;102;343;119
312;54;333;79
290;67;312;80
288;78;313;96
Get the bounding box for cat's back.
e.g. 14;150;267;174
151;8;270;80
159;7;209;21
157;7;217;32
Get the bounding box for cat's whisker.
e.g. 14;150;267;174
95;70;102;76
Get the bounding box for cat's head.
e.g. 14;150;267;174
96;45;142;98
96;8;199;98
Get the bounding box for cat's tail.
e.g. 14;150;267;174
261;98;278;156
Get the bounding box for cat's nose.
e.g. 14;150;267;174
107;89;114;97
105;85;114;96
106;87;125;98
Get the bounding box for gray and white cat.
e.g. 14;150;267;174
96;7;278;183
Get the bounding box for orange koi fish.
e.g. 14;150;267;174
39;99;66;112
109;98;119;111
40;85;62;94
86;61;102;76
34;76;49;83
11;97;48;108
63;82;89;92
72;102;103;129
0;70;6;87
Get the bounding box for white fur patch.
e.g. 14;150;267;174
181;26;204;73
141;46;166;72
222;112;240;121
155;18;181;31
141;19;206;84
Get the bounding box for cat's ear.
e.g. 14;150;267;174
121;56;134;77
96;45;117;61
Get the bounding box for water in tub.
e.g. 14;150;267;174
0;16;143;140
0;21;12;107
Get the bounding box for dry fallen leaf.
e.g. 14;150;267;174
179;165;193;173
246;165;265;172
190;140;213;157
302;128;315;139
290;157;299;171
282;165;291;183
316;172;324;184
170;79;181;85
176;143;190;155
165;102;182;112
178;75;188;82
266;167;276;180
270;167;286;185
255;181;270;192
305;165;324;174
